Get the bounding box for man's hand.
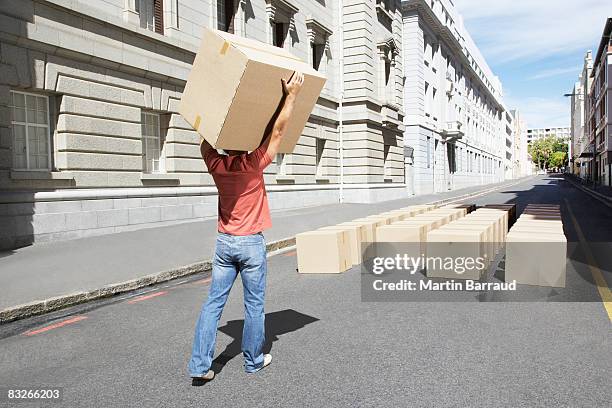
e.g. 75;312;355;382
260;71;305;161
281;72;304;98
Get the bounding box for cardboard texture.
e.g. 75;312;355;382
465;214;505;243
341;220;376;243
470;209;508;238
482;204;517;227
375;224;426;261
441;221;496;260
393;219;440;233
319;225;363;266
296;230;351;274
366;214;401;224
411;213;452;229
505;232;567;287
444;203;477;213
179;28;327;152
351;218;386;241
426;229;486;279
428;208;466;221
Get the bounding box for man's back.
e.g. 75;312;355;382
204;145;273;235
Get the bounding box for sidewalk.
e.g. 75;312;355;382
564;174;612;207
0;178;530;322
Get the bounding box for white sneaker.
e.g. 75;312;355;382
250;354;272;373
192;370;215;381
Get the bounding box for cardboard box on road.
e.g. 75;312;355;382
376;223;429;259
179;28;326;152
440;220;496;261
296;230;351;274
505;231;567;287
319;224;364;266
426;229;487;280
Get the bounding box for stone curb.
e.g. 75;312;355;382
0;236;296;324
0;178;530;325
564;176;612;209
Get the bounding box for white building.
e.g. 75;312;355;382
503;108;514;180
0;0;408;249
510;109;531;177
526;127;571;144
401;0;507;195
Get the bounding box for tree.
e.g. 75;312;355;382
529;137;554;170
528;135;568;170
549;151;567;169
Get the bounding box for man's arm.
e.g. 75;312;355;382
199;137;214;161
261;72;305;160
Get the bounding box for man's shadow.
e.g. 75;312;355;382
207;309;319;378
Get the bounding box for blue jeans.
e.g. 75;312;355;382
188;232;267;375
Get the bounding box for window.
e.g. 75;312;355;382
141;112;162;173
276;153;287;175
384;59;391;86
426;136;431;168
272;21;287;47
312;43;324;70
217;0;235;33
383;143;392;179
10;91;50;171
137;0;164;34
315;138;326;176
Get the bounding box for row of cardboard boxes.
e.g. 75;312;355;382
296;202;566;288
505;204;567;288
296;204;509;276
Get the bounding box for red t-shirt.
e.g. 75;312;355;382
204;144;273;235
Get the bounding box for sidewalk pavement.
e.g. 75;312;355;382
564;174;612;208
0;178;530;322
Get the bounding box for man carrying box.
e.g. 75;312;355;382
188;72;304;382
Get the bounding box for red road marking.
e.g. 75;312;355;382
283;250;296;257
127;291;168;304
23;316;88;336
193;278;212;285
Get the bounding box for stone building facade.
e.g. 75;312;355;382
0;0;407;249
588;17;612;187
401;0;507;195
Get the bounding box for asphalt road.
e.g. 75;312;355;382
1;175;610;407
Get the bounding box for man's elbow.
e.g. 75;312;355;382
271;128;285;143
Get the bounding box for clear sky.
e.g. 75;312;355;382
455;0;611;129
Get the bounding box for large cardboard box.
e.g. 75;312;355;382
296;230;351;274
426;229;487;279
379;222;430;258
319;224;364;266
505;231;567;287
179;28;326;152
441;220;496;259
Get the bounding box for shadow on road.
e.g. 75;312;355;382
210;309;319;376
